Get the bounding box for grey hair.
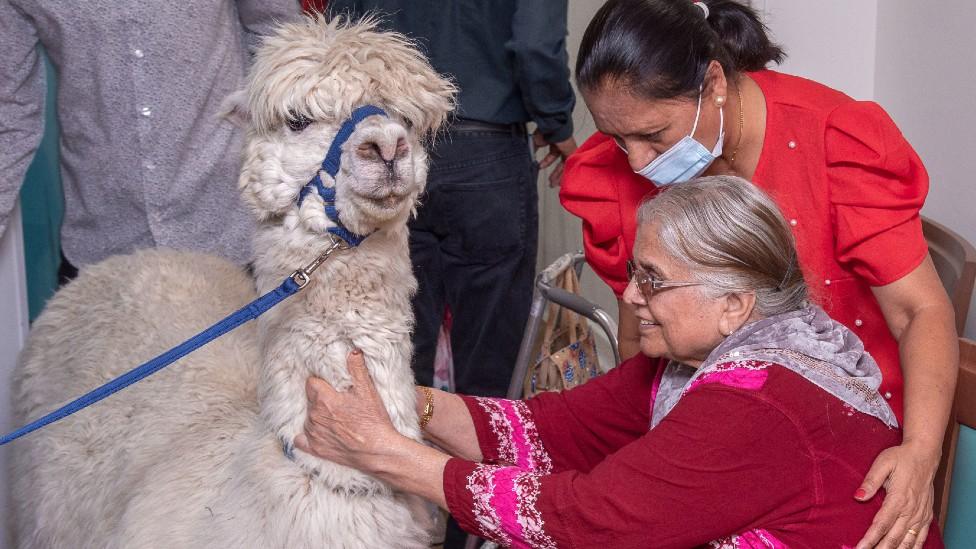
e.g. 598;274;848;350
637;175;809;316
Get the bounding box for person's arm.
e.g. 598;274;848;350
508;0;577;186
855;255;957;548
507;0;575;144
532;130;577;187
824;100;955;549
414;386;483;462
420;354;659;475
297;354;812;546
0;1;45;240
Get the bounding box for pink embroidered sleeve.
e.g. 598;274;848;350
460;396;553;473
459;355;661;475
445;460;557;549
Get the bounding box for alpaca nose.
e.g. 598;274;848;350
357;137;409;163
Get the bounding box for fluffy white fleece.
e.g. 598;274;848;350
9;15;455;549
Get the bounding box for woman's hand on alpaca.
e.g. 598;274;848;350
294;350;403;470
296;350;452;507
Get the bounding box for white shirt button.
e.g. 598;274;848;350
790;219;798;226
133;49;144;58
141;106;152;117
788;140;797;149
855;319;863;327
824;279;831;286
884;391;892;400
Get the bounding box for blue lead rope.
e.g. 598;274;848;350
0;276;301;447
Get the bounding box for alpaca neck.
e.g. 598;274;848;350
249;222;417;456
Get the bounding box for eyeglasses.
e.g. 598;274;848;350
626;260;702;301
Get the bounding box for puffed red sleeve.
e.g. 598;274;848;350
560;132;654;297
444;385;813;549
458;355;661;475
826;101;930;286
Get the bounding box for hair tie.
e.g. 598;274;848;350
694;1;710;19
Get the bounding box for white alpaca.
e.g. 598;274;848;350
8;16;455;549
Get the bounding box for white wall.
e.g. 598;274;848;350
0;203;29;549
874;0;976;339
760;0;878;100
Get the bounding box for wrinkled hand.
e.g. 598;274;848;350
294;350;400;470
533;131;577;187
855;443;939;549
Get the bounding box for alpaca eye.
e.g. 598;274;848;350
285;112;313;132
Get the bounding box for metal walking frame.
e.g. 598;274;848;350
461;251;621;549
505;250;621;400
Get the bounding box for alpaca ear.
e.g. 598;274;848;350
219;90;251;128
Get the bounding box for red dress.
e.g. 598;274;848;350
443;356;944;548
559;70;929;420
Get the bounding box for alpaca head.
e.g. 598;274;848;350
222;15;456;240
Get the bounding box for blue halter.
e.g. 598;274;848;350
297;105;389;247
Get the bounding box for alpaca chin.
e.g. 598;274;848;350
341;190;420;233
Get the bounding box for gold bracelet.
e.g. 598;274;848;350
419;386;434;430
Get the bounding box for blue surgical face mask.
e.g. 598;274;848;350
631;88;724;186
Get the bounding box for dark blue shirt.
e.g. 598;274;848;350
328;0;576;142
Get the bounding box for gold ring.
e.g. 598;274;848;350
906;528;919;536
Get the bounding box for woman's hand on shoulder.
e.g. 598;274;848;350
854;440;940;549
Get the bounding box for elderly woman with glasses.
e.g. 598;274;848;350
294;176;943;548
560;3;957;547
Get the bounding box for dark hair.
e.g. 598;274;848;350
577;0;785;99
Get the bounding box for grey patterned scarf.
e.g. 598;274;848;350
650;305;898;429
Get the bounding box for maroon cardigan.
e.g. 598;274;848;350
442;355;943;548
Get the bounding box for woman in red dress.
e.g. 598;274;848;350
559;2;956;546
294;176;943;548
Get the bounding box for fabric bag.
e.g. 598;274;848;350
523;267;601;398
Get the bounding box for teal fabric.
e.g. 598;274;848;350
19;49;63;322
944;425;976;547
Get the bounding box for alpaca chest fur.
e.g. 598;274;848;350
253;226;424;475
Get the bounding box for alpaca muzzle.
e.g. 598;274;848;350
296;105;390;247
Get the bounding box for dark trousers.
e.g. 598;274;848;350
410;126;538;398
